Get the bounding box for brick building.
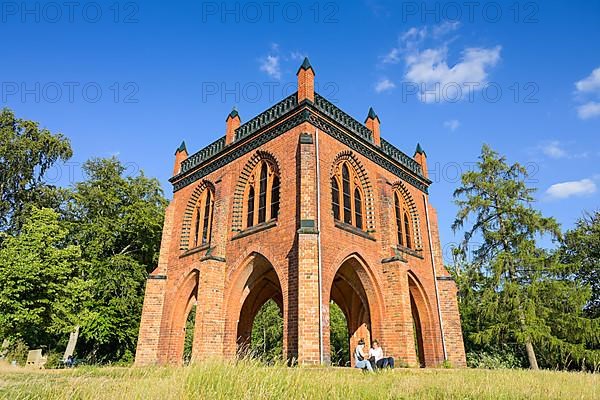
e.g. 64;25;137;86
135;59;466;367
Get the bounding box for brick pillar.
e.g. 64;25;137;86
296;131;321;364
135;276;167;366
380;261;418;367
173;142;188;176
225;109;241;145
192;177;229;361
193;260;226;361
297;58;315;103
364;108;381;146
135;202;175;366
437;277;467;367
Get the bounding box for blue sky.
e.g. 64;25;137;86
2;0;599;261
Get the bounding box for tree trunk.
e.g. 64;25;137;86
525;341;539;370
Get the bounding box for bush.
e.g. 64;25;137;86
45;351;63;369
467;349;522;369
5;339;29;366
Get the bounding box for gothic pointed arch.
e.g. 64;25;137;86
329;151;375;232
391;181;423;251
232;151;281;232
180;180;215;250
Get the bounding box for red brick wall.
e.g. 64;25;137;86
135;98;466;368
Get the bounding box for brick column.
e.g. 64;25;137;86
192;177;229;361
380;261;418;367
135;202;175;366
437;277;467;367
296;131;321;364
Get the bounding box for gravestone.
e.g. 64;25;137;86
26;349;47;369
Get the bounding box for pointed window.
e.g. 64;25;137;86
190;188;214;249
354;188;363;230
331;178;340;220
394;193;403;247
342;164;352;224
271;175;280;220
242;159;280;230
404;212;411;248
258;163;268;224
201;190;212;245
331;161;367;231
247;186;255;228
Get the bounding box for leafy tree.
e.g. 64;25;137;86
0;207;83;348
451;145;600;370
560;211;600;318
0;108;72;233
66;157;167;363
329;302;349;366
250;299;283;362
183;305;196;364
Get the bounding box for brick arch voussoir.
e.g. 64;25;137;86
231;151;281;232
327;251;385;334
330;151;376;232
179;180;215;250
391;181;423;250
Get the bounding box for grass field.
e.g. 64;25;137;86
0;361;597;400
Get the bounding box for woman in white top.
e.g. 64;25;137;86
368;340;395;369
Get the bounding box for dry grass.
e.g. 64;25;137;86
0;361;597;400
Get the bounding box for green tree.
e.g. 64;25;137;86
451;145;600;370
329;302;349;366
250;299;283;362
67;157;167;363
560;211;600;318
0;108;72;233
0;207;83;348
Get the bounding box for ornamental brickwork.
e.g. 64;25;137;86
135;59;466;367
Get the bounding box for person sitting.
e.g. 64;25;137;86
353;339;373;372
369;340;395;369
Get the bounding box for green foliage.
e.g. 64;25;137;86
0;108;72;233
65;158;167;363
0;207;83;347
4;338;29;366
559;211;600;318
329;302;349;366
250;300;283;363
466;346;523;369
183;306;196;365
451;144;600;371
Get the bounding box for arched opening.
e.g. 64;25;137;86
235;254;283;360
329;257;374;367
166;270;199;364
329;301;350;366
183;303;197;365
408;273;438;367
249;299;283;363
410;294;425;367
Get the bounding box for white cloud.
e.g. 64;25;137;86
375;78;396;93
290;51;307;62
432;21;460;38
577;101;600;120
574;67;600;119
443;119;460;131
575;67;600;93
381;48;401;65
405;45;501;103
541;141;567;159
546;179;597;199
259;55;281;80
380;23;500;103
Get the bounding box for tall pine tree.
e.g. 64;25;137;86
451;145;600;370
